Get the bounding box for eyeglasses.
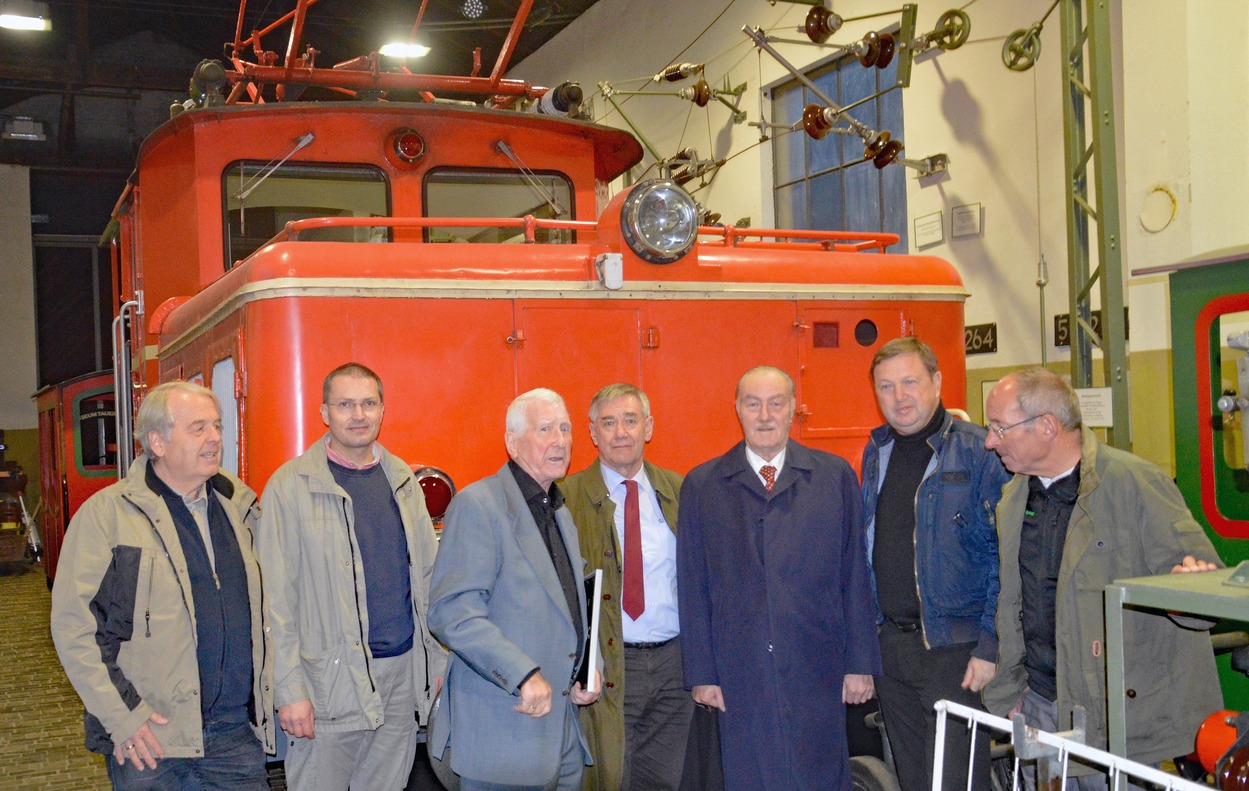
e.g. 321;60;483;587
328;399;382;414
987;413;1043;439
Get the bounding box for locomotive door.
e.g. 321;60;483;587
514;303;641;474
795;305;905;461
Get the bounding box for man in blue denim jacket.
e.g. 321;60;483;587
860;337;1010;791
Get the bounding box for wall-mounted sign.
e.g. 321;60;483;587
965;322;998;355
1053;308;1130;347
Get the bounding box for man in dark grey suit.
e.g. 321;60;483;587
428;388;601;791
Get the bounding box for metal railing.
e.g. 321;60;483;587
932;700;1207;791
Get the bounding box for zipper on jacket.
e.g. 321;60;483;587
144;554;155;638
911;448;942;650
123;492;196;643
342;498;377;693
404;474;439;694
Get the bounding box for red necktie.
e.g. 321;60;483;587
622;480;645;620
761;465;777;492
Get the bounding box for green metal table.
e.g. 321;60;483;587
1104;567;1249;756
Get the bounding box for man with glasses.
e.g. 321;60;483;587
982;367;1220;789
257;362;446;790
861;337;1010;791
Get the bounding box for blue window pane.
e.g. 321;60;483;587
809;171;844;231
775;181;809;229
773;84;807;186
882;160;908;251
844;159;879;231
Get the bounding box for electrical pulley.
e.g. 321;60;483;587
1003;23;1042;71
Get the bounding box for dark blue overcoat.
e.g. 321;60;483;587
678;441;882;791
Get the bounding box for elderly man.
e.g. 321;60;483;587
983;367;1221;788
562;383;691;791
256;362;446;791
51;381;274;789
678;366;881;790
861;337;1010;791
428;388;601;790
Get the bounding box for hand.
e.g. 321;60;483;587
1172;555;1219;573
961;657;997;692
113;711;169;770
570;670;602;706
515;672;552;718
843;674;874;705
278;699;316;739
692;684;726;712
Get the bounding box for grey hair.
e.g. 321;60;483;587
506;388;568;435
588;383;651;421
1008;367;1083;431
135;381;221;456
735;366;795;401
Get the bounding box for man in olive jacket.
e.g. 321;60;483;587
562;383;691;791
52;381;275;790
983;368;1221;787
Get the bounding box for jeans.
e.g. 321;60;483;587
107;719;267;791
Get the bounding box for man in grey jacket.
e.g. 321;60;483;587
52;381;275;790
982;367;1221;789
257;362;446;791
428;388;600;791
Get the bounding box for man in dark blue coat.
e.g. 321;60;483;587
677;365;882;791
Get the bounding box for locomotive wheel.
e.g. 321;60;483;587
858;31;882;68
934;9;971;50
1003;25;1042;71
873;138;903;169
850;756;902;791
875;33;896;69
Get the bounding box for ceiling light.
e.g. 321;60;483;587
379;42;431;58
460;0;486;20
0;0;51;31
2;117;47;141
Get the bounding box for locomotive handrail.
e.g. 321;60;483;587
275;216;898;253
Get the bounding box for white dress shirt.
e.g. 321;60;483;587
601;464;680;643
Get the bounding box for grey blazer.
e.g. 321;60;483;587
427;464;592;786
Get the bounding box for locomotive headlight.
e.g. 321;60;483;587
619;180;698;264
412;466;456;524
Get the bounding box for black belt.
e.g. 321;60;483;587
625;637;676;650
881;618;920;633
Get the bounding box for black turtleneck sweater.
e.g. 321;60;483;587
873;404;946;625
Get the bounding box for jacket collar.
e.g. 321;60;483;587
717;440;814;498
291;433;412;495
575;457;680;508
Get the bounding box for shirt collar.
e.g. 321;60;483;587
745;445;786;477
508;459;565;510
600;461;650;496
324;437;381;470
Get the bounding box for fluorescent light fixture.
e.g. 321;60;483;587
0;0;52;31
2;117;47;141
379;42;431;58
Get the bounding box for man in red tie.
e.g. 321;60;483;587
562;383;691;791
677;366;881;791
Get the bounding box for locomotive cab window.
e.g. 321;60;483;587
424;168;574;244
223;163;389;269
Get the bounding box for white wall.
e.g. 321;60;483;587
513;0;1249;370
0;164;38;429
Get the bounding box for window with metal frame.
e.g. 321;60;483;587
424;168;574;245
771;43;907;250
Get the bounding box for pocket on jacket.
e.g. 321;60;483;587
303;645;360;721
